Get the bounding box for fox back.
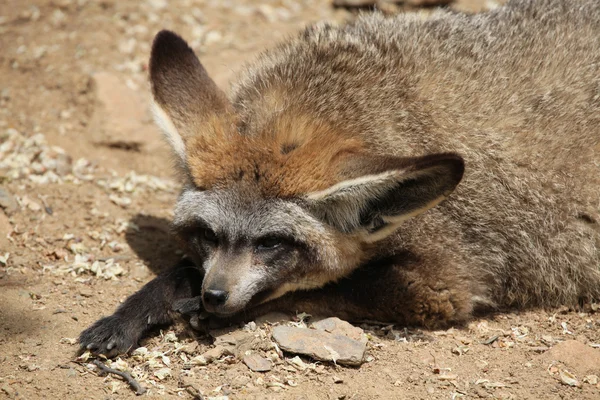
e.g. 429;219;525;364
149;0;600;320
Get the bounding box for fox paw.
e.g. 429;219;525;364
79;315;140;357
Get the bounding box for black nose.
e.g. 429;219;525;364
203;289;229;308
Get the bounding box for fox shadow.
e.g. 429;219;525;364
125;214;182;275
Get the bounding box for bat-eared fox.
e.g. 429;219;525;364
80;0;600;356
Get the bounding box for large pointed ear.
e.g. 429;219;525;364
149;30;232;170
304;153;464;242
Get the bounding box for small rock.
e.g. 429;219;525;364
190;345;232;366
243;354;272;372
79;289;93;298
272;326;367;366
333;376;343;384
288;356;308;371
438;373;458;381
559;369;581;387
244;321;257;331
203;345;232;361
0;188;18;214
543;340;600;376
20;196;41;211
154;367;171;380
584;375;598;385
311;317;368;344
211;329;256;357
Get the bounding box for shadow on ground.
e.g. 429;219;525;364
125;214;182;275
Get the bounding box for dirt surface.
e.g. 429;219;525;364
1;0;599;399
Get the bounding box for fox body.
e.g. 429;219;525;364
81;0;600;356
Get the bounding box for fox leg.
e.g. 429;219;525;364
79;258;203;357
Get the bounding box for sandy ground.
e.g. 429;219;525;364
1;0;599;399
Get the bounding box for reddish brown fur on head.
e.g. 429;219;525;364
185;111;364;196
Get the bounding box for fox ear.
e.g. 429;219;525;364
149;30;232;170
305;153;464;242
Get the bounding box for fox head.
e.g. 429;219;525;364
149;30;464;316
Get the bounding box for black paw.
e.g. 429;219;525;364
172;296;210;330
79;315;140;357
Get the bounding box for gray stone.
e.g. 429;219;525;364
272;326;367;366
190;345;232;366
211;328;258;357
243;353;272;372
311;317;368;345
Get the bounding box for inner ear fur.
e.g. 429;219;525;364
149;30;233;169
305;153;465;242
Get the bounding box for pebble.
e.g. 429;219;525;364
312;317;368;344
211;329;256;357
243;353;272;372
559;369;581;387
189;345;232;366
153;367;171;380
21;196;41;212
272;325;367;366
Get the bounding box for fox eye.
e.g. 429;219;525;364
201;228;218;245
255;236;282;251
